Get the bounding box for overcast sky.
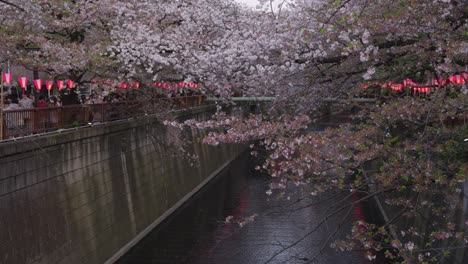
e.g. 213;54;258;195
235;0;286;10
235;0;259;7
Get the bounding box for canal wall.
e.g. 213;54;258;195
0;105;245;264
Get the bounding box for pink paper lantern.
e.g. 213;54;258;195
56;80;65;90
2;73;12;84
33;79;42;91
67;79;75;89
454;75;464;84
18;77;28;89
45;80;54;91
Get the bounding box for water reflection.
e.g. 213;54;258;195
118;154;366;264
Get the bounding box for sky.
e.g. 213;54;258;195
235;0;286;10
235;0;259;8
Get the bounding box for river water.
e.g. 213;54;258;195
117;153;367;264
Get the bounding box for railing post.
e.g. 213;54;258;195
59;107;64;129
33;108;38;134
84;105;88;124
0;82;4;140
0;109;3;141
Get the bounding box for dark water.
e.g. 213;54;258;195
118;154;367;264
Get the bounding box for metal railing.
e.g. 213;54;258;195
1;95;205;140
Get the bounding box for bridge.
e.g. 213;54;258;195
206;97;376;103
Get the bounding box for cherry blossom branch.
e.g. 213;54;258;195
306;205;354;263
263;187;395;263
0;0;25;11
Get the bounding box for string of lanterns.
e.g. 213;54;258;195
1;72;202;93
3;71;466;97
1;73;79;91
360;72;467;95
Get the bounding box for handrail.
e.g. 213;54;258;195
206;97;276;102
1;95;206;140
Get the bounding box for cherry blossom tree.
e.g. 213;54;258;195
0;0;122;81
1;0;466;262
158;0;467;262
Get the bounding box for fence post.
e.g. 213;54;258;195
59;107;63;129
0;82;3;140
84;105;88;124
33;108;38;133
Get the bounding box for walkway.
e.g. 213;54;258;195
1;95;205;140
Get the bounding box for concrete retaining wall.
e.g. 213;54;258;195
0;105;244;264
